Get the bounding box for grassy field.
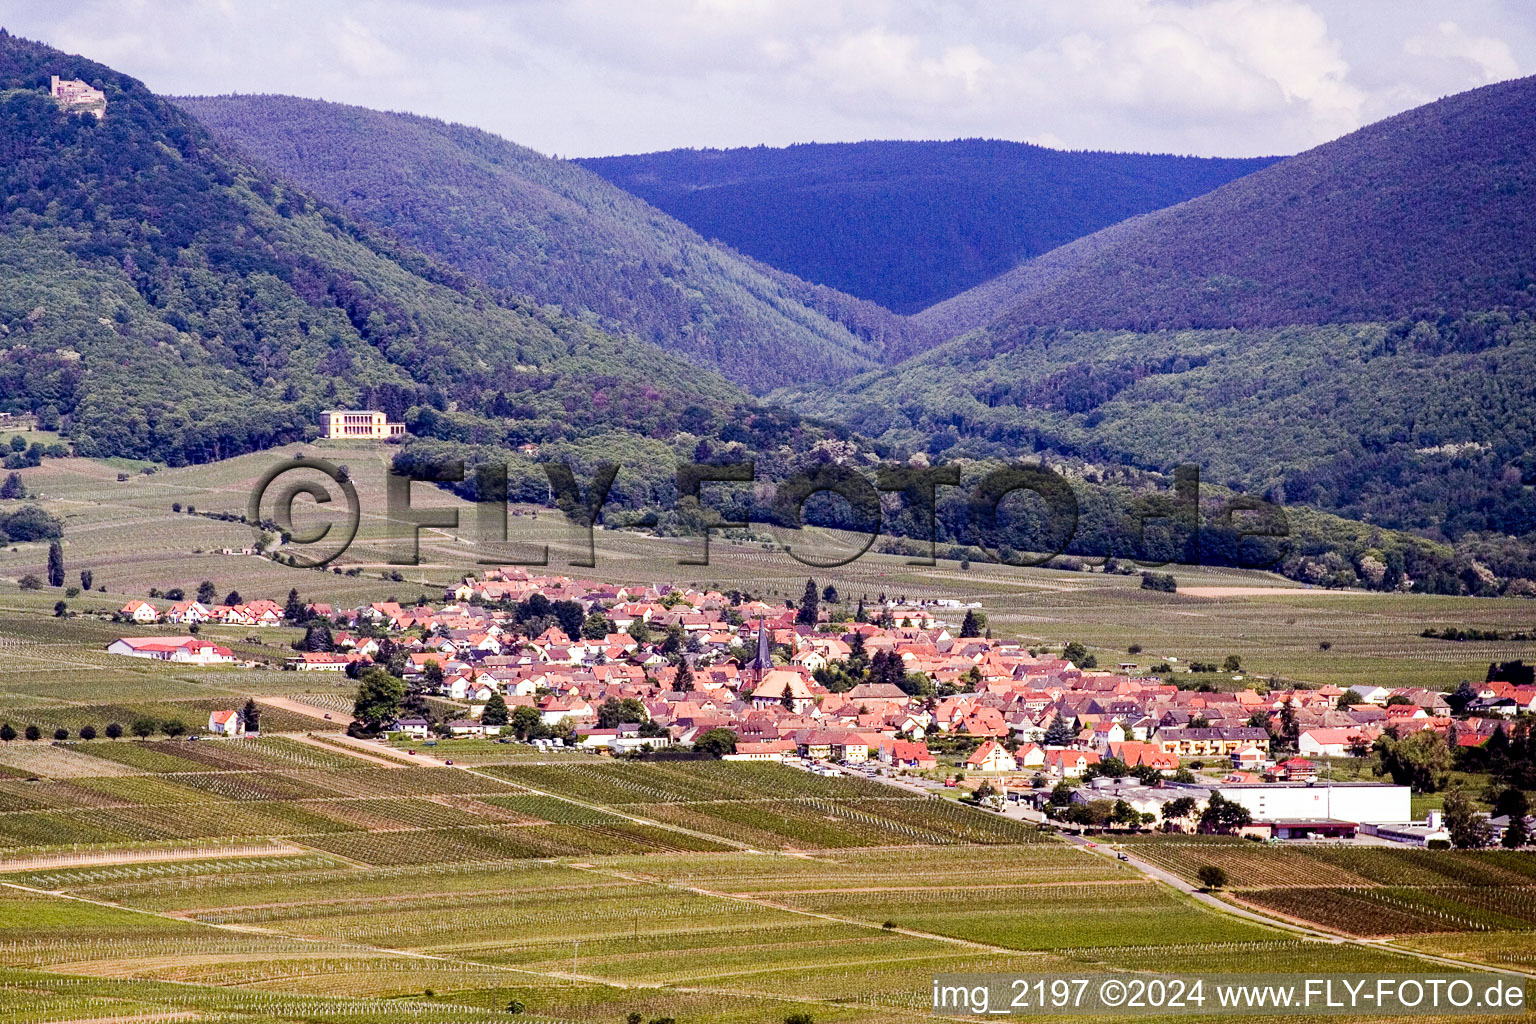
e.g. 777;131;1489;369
3;446;1534;693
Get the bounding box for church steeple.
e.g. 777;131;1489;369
746;617;772;684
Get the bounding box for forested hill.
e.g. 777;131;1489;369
0;32;835;468
176;95;913;391
917;74;1536;341
577;140;1277;314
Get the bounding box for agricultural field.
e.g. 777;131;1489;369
4;446;1536;692
0;733;1508;1023
1124;837;1536;963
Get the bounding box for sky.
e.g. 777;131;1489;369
2;0;1532;158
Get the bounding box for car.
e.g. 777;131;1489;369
407;750;416;756
323;713;332;720
444;759;454;765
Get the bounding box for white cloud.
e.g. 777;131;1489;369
1404;20;1520;83
0;0;1529;156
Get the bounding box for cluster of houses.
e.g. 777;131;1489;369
104;568;1521;774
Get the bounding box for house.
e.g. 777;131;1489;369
207;710;244;736
392;717;431;739
881;739;937;770
1043;748;1101;778
1299;728;1371;758
119;600;160;623
107;636;235;664
723;739;797;761
320;409;406;439
447;719;488;737
1155;726;1270;757
285;652;354;672
965;740;1018;773
1268;757;1319;782
1106;741;1179;772
165;601;210;625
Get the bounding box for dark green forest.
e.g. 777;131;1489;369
912;75;1536;342
580;140;1275;314
176;95;911;392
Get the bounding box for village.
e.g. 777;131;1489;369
105;566;1536;850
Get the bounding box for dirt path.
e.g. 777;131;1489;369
254;695;353;726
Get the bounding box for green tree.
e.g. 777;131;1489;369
1197;865;1228;890
240;698;261;734
581;612;614;640
352;669;406;732
0;723;13;744
17;574;40;590
196;580;217;604
284;588;307;623
79;724;96;740
1442;786;1491;849
1062;640;1096;669
510;704;542;741
482;691;510;727
693;727;737;757
1498;788;1529;848
1222;654;1242;672
23;725;40;742
46;541;64;588
1373;729;1451;792
0;471;22;499
1198;793;1253;834
79;569;92;591
162;718;186;738
958;609;980;638
130;717;157;739
796;577;818;626
105;722;122;740
597;697;647;728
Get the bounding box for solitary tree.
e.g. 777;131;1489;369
796;578;819;626
482;691;510;727
46;541;64;588
79;569;92;591
79;724;96;740
105;722;122;740
52;727;67;741
196;580;217;604
0;723;13;744
240;698;261;734
1197;865;1229;890
223;590;242;607
130;717;157;739
959;609;981;638
352;668;405;733
23;725;40;742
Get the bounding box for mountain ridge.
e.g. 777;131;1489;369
913;75;1536;343
175;95;921;391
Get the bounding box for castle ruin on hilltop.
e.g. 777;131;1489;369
50;75;106;118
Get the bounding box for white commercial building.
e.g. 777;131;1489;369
1215;780;1411;824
